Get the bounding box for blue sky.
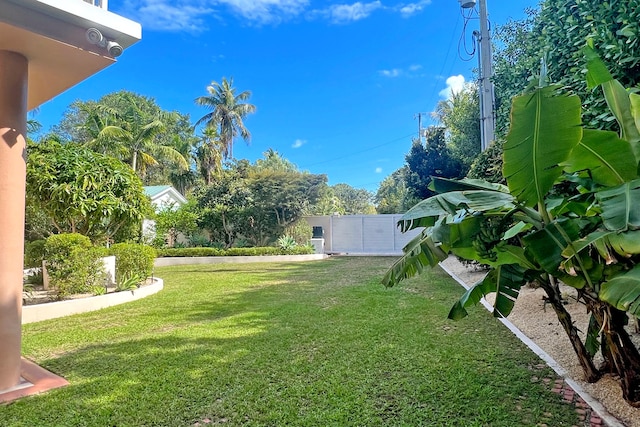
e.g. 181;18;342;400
35;0;539;193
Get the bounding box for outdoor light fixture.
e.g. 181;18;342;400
458;0;476;8
86;27;123;57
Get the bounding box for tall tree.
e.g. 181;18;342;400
405;128;464;200
53;91;195;183
195;77;256;159
374;167;417;214
195;127;224;185
331;183;376;215
434;84;481;172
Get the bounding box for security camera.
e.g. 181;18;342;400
86;27;103;45
107;41;123;57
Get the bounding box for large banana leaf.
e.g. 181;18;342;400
382;230;448;287
398;190;514;232
563;230;640;263
595;178;640;231
503;85;582;207
599;265;640;316
429;177;510;194
523;218;582;275
562;129;637;186
448;264;526;320
585;46;640;161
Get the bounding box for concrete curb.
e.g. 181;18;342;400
22;278;164;324
438;261;625;427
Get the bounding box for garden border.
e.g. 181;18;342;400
22;278;164;324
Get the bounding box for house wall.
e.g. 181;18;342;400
304;215;422;255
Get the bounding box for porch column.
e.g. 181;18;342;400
0;50;28;391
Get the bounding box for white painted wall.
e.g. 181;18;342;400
304;215;423;255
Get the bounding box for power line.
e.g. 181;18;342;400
301;132;415;168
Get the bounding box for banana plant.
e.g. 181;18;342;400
384;46;640;406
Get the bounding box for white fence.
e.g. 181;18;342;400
304;215;423;255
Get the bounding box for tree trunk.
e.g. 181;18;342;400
539;281;601;383
588;301;640;407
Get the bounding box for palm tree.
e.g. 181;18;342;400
196;127;224;185
87;93;189;175
195;77;256;159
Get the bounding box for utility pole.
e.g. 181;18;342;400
414;112;427;142
459;0;495;151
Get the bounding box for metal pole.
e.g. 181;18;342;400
477;0;495;150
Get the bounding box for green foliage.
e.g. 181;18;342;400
434;84;481;171
156;245;314;257
385;50;640;405
196;158;327;248
284;219;313;245
108;243;156;284
277;235;297;250
540;0;640;130
404;129;464;201
24;239;46;269
374;167;418;214
54;91;194;185
154;201;200;248
27;140;151;242
44;233;107;298
195;77;256;159
466;139;506;184
115;274;142;292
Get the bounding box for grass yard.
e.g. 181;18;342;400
2;257;580;426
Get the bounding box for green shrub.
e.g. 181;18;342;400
108;243;157;284
277;235;297;250
467;139;506;184
156;246;315;258
285;220;313;245
24;239;46;268
44;233;107;298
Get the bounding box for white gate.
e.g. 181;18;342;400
304;215;423;255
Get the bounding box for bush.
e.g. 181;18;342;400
156;246;315;258
467;139;506;184
284;220;313;245
44;233;107;298
108;243;157;284
25;239;46;268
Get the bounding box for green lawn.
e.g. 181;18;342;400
3;257;580;426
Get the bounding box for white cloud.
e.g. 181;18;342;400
439;74;466;99
379;64;423;78
125;2;214;32
124;0;429;30
397;0;432;18
292;139;306;148
379;68;401;78
375;167;383;173
219;0;309;24
121;0;308;30
314;1;383;24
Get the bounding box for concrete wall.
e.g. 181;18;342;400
304;215;422;255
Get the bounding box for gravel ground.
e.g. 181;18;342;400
439;257;640;427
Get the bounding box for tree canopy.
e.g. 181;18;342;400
26;140;151;242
